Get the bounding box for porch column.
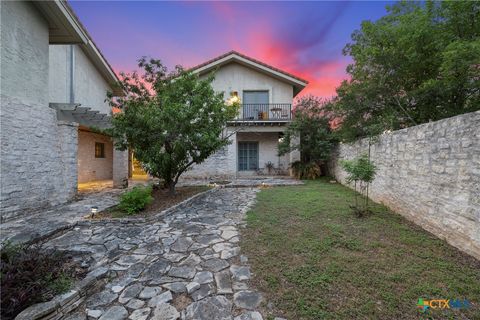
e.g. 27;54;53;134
57;121;79;201
289;135;301;176
227;129;238;178
113;146;129;188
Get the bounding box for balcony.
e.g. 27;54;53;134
231;104;292;122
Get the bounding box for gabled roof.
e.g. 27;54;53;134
189;51;308;96
34;1;123;96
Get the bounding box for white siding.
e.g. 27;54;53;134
202;62;294;104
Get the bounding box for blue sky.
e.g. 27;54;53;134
70;1;393;97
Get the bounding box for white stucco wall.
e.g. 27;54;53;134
49;45;112;114
0;1;78;220
77;130;113;183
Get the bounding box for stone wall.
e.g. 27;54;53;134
329;111;480;259
0;2;78;220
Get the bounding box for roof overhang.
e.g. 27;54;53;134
33;1;88;44
191;52;308;97
50;103;112;129
34;1;124;96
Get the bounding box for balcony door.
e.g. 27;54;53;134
238;142;259;171
243;91;268;120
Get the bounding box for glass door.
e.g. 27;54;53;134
238;142;259;171
243;91;268;120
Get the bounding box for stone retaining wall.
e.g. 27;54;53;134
15;267;110;320
329;111;480;260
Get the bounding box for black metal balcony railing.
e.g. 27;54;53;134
234;103;292;121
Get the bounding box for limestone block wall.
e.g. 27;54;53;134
183;129;237;180
113;147;129;188
0;2;79;220
329;111;480;259
77;130;113;183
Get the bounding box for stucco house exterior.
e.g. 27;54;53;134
183;51;308;179
0;1;128;220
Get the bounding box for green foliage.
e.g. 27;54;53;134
291;161;322;180
46;273;73;294
1;242;76;320
108;57;237;194
118;185;153;215
341;154;377;216
278;96;337;173
331;1;480;141
341;154;377;185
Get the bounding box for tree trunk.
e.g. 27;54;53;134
165;180;176;196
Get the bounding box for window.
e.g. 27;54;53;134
95;142;105;158
238;142;258;171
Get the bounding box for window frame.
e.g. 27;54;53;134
238;141;259;171
95;142;105;158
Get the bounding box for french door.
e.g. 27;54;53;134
238;142;259;171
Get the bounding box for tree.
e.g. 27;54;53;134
341;154;377;217
278;96;337;178
108;58;238;194
330;1;480;141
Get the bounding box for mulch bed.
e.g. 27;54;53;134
94;186;210;219
1;245;88;320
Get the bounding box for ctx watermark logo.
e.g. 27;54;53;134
416;298;471;313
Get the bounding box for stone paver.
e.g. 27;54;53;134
38;188;267;319
0;179;150;245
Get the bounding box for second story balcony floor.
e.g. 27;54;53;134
230;103;292;122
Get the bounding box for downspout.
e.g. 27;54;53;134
69;45;75;104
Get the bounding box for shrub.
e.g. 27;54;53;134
291;161;322;179
118;185;153;215
1;242;76;320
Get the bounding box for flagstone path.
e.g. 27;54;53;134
41;188;269;320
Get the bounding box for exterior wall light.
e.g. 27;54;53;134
90;206;98;218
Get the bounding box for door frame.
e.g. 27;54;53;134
237;141;259;172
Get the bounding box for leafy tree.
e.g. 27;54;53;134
341;154;377;216
108;58;237;194
278;96;337;177
331;0;480;141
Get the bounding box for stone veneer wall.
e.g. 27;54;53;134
0;1;78;221
329;111;480;260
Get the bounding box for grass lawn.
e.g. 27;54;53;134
242;179;480;320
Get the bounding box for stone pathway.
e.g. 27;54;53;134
0;180;149;245
41;188;268;320
0;189;122;245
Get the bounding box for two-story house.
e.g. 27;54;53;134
0;1;128;220
183;51;308;179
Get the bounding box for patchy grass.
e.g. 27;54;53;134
242;179;480;320
96;186;210;219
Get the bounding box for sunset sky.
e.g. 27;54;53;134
70;1;393;99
